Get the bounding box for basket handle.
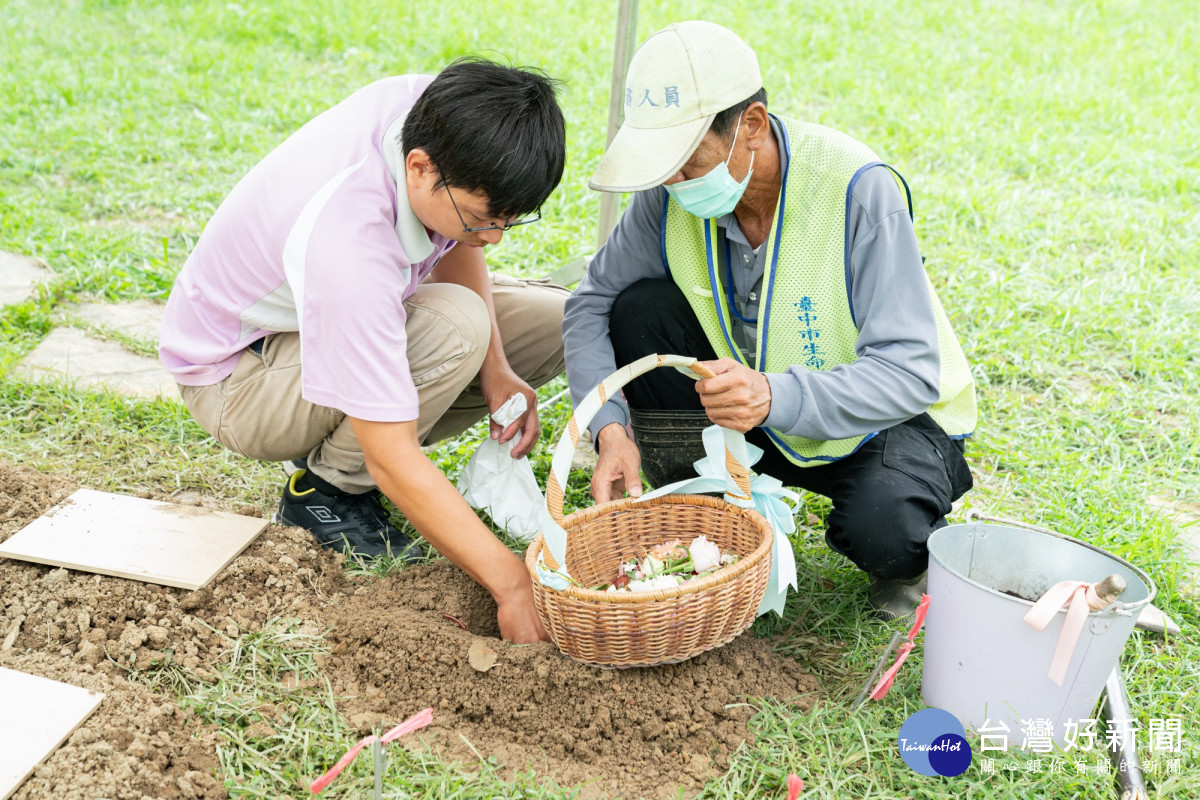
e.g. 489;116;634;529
544;353;752;525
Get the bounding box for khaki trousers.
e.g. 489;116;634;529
179;273;568;493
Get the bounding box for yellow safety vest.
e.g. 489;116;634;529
663;115;977;466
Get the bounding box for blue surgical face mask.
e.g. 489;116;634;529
664;112;755;219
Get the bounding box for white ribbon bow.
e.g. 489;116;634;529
638;424;800;616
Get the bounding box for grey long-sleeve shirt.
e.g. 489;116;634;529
563;120;942;442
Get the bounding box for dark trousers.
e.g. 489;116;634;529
609;278;973;580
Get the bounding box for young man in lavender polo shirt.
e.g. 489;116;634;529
160;60;568;642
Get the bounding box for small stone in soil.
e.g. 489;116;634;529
468;639;499;672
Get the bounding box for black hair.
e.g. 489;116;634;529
710;88;769;139
402;57;566;219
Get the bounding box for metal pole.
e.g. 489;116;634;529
851;631;904;711
1101;668;1149;800
595;0;639;251
373;737;384;800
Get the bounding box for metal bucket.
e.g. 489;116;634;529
922;522;1155;748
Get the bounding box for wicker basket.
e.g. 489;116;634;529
525;354;773;668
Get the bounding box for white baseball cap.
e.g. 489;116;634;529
589;21;763;193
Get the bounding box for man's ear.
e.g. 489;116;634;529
405;147;438;191
744;102;771;150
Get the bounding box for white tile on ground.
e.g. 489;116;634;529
0;489;268;590
0;251;53;307
15;327;178;399
65;299;165;343
0;667;103;800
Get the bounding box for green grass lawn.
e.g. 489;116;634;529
2;0;1198;796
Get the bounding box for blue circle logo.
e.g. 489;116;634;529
898;708;972;777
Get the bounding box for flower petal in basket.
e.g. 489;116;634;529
640;424;800;617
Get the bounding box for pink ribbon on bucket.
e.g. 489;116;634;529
1023;581;1105;686
868;594;931;700
310;707;433;794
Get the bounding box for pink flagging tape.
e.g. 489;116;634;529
868;594;932;701
1022;580;1093;686
786;773;805;798
310;707;434;794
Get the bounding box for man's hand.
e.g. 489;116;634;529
495;580;550;643
592;422;644;503
695;358;772;432
350;417;549;643
480;365;539;458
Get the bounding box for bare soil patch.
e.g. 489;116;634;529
324;566;819;799
1;462;820;799
0;462;352;799
0;650;222;800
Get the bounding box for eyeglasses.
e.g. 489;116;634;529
441;179;541;232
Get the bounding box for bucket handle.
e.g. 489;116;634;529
965;510;1056;535
966;511;1138;618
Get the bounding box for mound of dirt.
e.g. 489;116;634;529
0;462;355;799
0;465;352;674
0;650;222;800
325;566;819;799
2;461;821;799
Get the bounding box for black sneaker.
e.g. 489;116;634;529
274;470;423;563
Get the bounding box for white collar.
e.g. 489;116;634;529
381;114;435;263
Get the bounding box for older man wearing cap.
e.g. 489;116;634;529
562;21;978;620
